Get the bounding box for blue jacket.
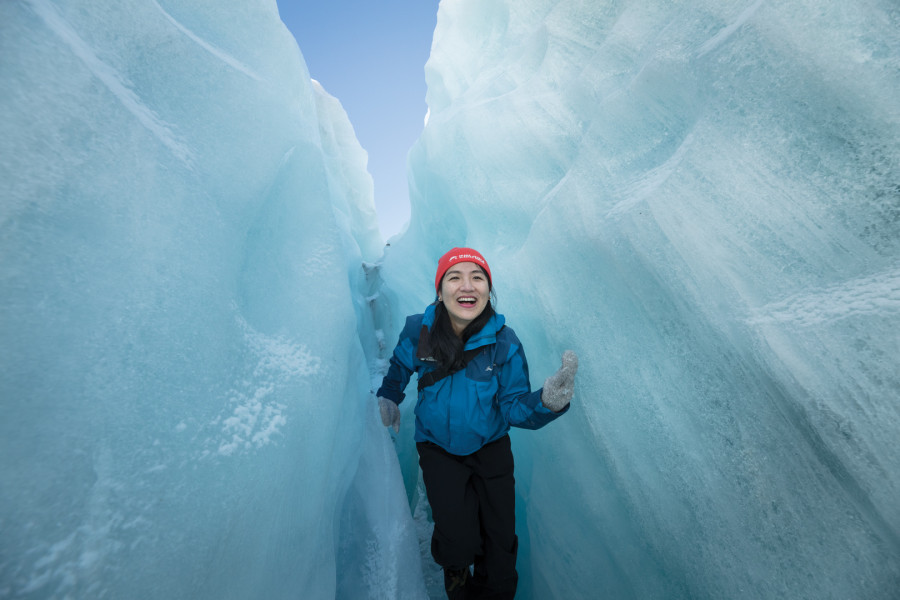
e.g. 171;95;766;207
376;304;568;455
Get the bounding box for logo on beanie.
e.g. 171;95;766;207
450;253;486;266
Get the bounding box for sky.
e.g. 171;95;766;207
275;1;441;241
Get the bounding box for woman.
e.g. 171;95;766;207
376;247;578;599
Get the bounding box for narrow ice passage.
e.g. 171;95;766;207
2;1;900;599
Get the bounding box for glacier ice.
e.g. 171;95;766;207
383;0;900;598
1;0;423;598
3;0;900;599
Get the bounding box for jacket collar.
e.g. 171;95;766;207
420;303;505;351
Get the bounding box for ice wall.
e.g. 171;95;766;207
384;0;900;598
0;1;424;598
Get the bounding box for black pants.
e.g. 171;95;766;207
417;435;518;599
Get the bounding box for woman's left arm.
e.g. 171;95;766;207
496;339;573;430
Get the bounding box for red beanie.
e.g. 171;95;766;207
435;248;492;293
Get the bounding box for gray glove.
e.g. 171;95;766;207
378;396;401;433
541;350;578;412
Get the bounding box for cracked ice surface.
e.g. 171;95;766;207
382;0;900;598
3;0;900;599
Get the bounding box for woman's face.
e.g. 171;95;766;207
439;261;490;335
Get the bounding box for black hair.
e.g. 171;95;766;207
431;263;498;369
430;301;496;370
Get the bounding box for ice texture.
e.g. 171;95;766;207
1;1;424;598
383;0;900;598
4;0;900;599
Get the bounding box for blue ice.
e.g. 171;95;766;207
2;0;899;599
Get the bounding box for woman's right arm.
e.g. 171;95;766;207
375;315;421;404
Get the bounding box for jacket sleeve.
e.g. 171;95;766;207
495;329;569;430
375;315;421;404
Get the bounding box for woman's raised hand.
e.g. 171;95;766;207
541;350;578;412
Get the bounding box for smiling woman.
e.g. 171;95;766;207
375;247;579;599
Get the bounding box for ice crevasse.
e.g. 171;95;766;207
386;0;900;598
2;0;900;599
1;0;419;598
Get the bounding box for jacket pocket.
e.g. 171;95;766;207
465;350;496;383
